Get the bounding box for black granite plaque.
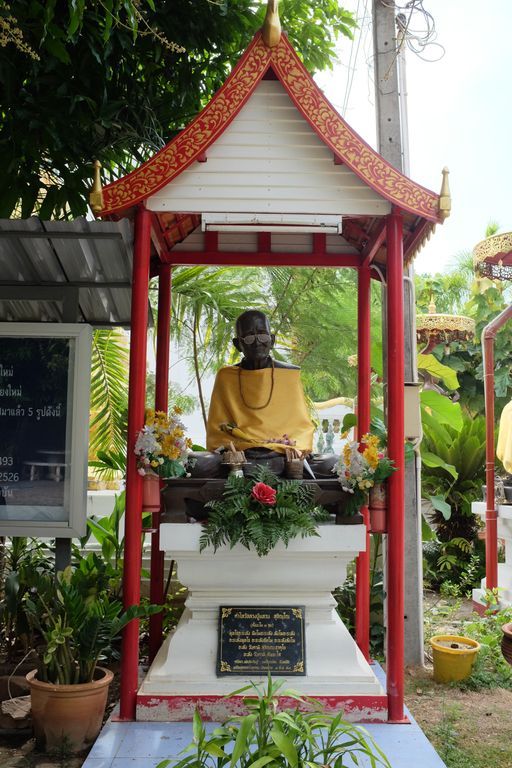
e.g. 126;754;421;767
217;606;306;676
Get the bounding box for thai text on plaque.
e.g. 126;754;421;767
217;606;305;676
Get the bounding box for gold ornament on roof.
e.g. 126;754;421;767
262;0;281;48
438;167;451;222
416;296;475;353
89;159;104;215
473;231;512;281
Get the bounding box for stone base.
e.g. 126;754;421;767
136;691;388;723
137;524;384;721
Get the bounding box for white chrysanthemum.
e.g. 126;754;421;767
134;426;159;456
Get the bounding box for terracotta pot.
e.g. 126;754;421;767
26;666;113;752
142;472;161;512
501;622;512;666
369;483;387;533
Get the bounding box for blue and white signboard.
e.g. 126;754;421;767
0;323;92;537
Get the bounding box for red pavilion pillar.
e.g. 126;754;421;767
355;264;371;660
119;206;151;720
149;265;172;661
385;209;406;722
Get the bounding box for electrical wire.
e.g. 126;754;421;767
340;1;443;121
341;0;371;118
391;0;445;62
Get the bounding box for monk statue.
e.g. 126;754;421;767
163;309;343;521
206;310;314;457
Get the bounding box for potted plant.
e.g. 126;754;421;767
199;466;329;556
23;558;159;752
134;406;192;511
157;675;391;768
333;433;396;530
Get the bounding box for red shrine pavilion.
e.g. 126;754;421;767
91;1;450;723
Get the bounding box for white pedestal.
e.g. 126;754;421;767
472;501;512;606
137;524;385;721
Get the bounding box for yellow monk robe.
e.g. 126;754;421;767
497;400;512;473
206;366;314;454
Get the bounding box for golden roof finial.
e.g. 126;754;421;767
262;0;281;48
438;166;451;222
89;159;104;215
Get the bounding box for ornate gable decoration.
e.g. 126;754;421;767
101;32;441;223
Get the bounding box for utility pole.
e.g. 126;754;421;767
372;0;424;666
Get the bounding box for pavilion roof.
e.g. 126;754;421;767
95;24;448;266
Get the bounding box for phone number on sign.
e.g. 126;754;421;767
0;472;19;482
0;457;13;466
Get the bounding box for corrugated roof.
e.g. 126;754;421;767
0;217;140;326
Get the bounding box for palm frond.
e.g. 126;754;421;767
89;329;129;458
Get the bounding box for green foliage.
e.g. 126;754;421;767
80;491;127;595
23;559;160;684
0;537;53;657
0;1;355;219
200;466;329;557
76;491;154;597
431;704;476;768
460;606;512;691
423;539;484;594
334;536;384;656
157;675;390;768
167;266;267;424
421;413;486;542
145;373;198;415
89;329;129;476
420;389;463;432
89;448;127;477
416;252;512;417
417;353;460;390
266;268;382;402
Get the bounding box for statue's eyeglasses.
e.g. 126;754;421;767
238;333;272;345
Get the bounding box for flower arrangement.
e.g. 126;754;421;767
200;466;329;556
333;433;396;515
134;407;192;478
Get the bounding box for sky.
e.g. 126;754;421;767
316;0;512;275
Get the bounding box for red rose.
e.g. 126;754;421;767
251;482;277;506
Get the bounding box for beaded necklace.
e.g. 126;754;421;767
238;358;275;410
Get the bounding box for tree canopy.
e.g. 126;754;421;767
0;0;355;220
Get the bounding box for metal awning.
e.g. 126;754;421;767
0;217;139;327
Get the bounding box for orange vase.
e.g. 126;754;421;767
142;472;161;512
369;482;387;533
27;667;113;752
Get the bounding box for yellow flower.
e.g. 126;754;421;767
362;433;380;449
363;445;379;470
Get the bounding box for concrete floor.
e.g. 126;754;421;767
83;665;446;768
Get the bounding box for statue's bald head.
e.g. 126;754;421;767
235;310;270;338
233;310;275;368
